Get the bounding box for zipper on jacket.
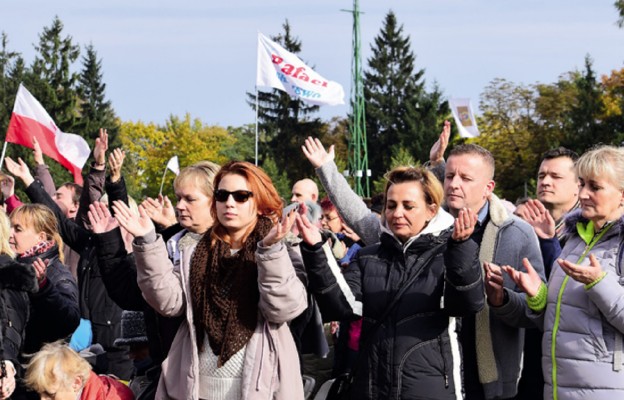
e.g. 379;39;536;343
438;336;449;388
551;223;613;400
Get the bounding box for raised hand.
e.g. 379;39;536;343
32;136;45;166
515;198;555;239
451;207;477;241
112;200;154;238
429;120;451;166
93;128;109;169
88;201;119;234
295;212;323;246
141;195;177;228
484;262;505;306
108;148;126;183
262;208;297;247
0;175;15;200
4;157;34;187
302;137;335;168
558;253;603;285
502;258;543;297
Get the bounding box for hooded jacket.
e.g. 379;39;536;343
300;208;483;399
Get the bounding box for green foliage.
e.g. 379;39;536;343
119;114;236;199
364;11;448;180
259;156;291;201
616;0;624;27
371;146;418;194
77;44;119;146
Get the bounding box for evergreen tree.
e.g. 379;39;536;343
26;16;80;133
364;11;448;178
563;55;606;153
77;43;118;145
247;20;323;183
0;32;25;132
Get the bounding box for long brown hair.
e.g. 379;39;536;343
210;161;282;246
10;204;64;263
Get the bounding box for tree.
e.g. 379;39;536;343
0;32;25;133
616;0;624;27
473;78;541;202
26;16;80;133
119;114;236;199
247;20;323;183
563;55;607;153
363;11;448;179
77;43;119;146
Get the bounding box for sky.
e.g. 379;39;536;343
2;1;623;129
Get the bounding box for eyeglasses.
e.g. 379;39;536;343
321;214;340;222
214;189;254;203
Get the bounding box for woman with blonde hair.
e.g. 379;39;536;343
8;204;80;356
24;340;134;400
113;160;307;400
0;209;38;400
296;165;484;399
488;145;624;399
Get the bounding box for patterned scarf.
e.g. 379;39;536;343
19;240;55;259
189;216;273;366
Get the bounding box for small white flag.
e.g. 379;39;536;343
449;98;480;138
166;156;179;175
256;32;345;106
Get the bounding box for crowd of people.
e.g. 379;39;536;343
0;123;622;400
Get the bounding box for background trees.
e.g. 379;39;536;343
363;11;448;180
0;14;622;204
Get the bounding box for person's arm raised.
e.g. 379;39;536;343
302;136;381;246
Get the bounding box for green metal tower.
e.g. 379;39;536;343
343;0;369;197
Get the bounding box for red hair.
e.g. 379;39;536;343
210;161;282;245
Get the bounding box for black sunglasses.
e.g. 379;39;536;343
214;189;254;203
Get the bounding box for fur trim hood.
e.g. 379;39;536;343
0;254;39;293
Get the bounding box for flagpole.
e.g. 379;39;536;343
0;142;8;170
254;88;259;166
159;168;168;196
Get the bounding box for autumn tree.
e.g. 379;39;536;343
364;11;448;178
119;114;235;199
472;78;541;202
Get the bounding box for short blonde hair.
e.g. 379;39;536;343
383;166;443;213
24;341;91;395
174;160;220;198
576;145;624;191
0;210;14;257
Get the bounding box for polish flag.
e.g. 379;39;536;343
5;84;90;184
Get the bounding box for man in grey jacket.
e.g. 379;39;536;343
302;137;545;400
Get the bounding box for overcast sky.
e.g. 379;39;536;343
2;1;623;128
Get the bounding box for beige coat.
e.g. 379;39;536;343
133;233;307;400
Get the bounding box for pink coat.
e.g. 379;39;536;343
133;232;307;400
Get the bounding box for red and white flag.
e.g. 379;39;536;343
256;32;345;106
5;84;90;184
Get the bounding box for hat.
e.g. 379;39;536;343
114;311;148;347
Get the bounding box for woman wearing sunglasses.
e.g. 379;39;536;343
114;161;307;400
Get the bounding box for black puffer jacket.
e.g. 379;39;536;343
301;211;484;400
0;255;38;364
17;245;80;354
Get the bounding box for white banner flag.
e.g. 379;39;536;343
256;32;345;106
166;155;180;175
449;98;480;138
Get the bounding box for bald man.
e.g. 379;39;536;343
291;178;319;203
